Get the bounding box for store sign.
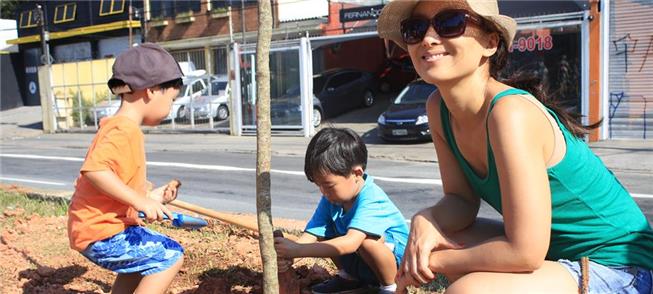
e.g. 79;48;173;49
340;5;384;22
509;33;554;53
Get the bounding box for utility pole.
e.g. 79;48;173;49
228;6;234;43
241;0;246;44
37;4;51;66
139;6;148;43
128;0;133;47
36;3;57;133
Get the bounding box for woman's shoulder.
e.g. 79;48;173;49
425;88;444;120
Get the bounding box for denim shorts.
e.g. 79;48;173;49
82;226;184;276
559;259;653;294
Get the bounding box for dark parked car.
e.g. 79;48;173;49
271;85;323;128
377;80;437;142
313;69;377;118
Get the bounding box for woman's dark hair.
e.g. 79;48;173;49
488;32;601;138
304;128;367;182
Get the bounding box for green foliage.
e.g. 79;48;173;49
0;0;20;20
69;90;98;127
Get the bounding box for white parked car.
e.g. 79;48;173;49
189;75;230;121
167;77;207;121
92;99;121;121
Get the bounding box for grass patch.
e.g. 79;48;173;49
0;190;68;222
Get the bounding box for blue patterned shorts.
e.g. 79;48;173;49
82;226;184;276
559;259;653;294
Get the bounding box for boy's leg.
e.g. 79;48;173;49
112;273;142;294
134;255;184;294
82;226;184;294
357;236;397;286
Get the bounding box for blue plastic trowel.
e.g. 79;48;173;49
138;211;208;229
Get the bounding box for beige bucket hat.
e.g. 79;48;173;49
377;0;517;50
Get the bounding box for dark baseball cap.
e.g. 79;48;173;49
108;43;184;95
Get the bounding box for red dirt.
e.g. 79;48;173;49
0;187;335;294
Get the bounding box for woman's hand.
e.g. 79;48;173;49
397;211;462;291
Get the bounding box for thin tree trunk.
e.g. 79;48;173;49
255;0;278;293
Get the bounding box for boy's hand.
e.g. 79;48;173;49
149;179;181;204
274;236;300;258
134;197;174;221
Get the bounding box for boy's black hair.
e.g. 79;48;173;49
157;78;184;90
108;78;183;96
304;128;367;182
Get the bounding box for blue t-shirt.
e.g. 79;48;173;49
305;174;409;262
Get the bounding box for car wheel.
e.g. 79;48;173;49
312;107;322;128
363;90;375;107
177;106;187;122
216;105;229;121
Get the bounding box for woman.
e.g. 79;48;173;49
377;0;653;293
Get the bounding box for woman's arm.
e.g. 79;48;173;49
400;92;482;284
426;95;554;274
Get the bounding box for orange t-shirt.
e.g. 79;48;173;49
67;116;149;251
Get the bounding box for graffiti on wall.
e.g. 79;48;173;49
610;33;652;139
612;33;653;73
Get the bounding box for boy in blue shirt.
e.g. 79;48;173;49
275;128;409;294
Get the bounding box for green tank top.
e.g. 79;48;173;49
440;88;653;268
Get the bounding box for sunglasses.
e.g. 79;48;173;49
400;9;484;45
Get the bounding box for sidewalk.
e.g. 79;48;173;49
2;106;652;172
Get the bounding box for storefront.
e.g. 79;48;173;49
606;0;653;139
501;1;590;124
227;1;593;137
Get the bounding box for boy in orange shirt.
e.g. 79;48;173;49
67;43;185;294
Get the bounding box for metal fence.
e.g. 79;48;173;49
48;58;231;133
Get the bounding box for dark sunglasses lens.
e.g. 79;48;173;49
401;18;429;44
434;11;467;37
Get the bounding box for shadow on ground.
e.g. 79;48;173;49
189;265;262;294
19;264;110;294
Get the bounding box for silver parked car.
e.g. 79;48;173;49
189;75;230;121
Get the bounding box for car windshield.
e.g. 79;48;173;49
210;81;228;95
394;83;437;104
178;84;190;98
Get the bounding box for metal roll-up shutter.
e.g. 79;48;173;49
608;0;653;139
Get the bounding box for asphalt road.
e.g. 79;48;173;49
1;143;652;224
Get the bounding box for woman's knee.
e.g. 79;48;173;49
444;273;486;294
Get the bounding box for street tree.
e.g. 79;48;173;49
255;0;279;293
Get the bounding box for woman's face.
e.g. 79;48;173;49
406;1;496;85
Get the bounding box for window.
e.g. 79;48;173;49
19;10;39;28
99;0;125;16
54;3;77;24
149;1;173;19
328;72;357;89
174;1;201;15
